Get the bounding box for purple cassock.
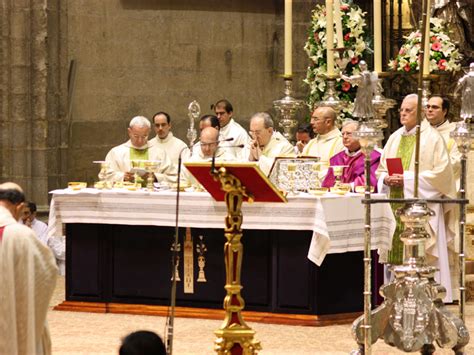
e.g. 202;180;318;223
321;149;381;191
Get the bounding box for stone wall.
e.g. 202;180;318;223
66;0;315;184
0;0;67;207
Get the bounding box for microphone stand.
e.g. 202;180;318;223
165;145;189;355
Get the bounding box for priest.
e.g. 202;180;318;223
376;93;456;302
322;120;381;190
247;112;295;175
0;182;58;355
301;106;344;174
104;116;174;184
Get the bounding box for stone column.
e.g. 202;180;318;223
0;0;67;209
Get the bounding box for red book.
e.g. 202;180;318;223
386;157;403;176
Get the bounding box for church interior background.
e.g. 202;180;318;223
1;0;474;352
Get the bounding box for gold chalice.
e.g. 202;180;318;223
331;165;348;190
93;160;111;189
144;160;160;191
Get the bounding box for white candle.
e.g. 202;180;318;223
326;0;335;76
374;0;382;72
284;0;292;77
334;0;344;48
422;0;431;75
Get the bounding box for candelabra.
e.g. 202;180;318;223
187;100;200;153
352;122;383;354
372;75;397;129
450;121;472;328
273;77;304;142
317;74;346;113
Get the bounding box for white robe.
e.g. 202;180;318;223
377;119;457;302
218;118;251;160
435;120;462;190
149;133;188;171
104;139;175;183
0;205;58;355
301;127;344;178
246;132;295;175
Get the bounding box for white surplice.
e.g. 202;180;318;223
218;118;251;160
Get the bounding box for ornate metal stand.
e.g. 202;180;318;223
187;100;200;153
421;77;432;108
213;167;261;355
451;121;472;328
351;200;470;354
372;74;397;129
353;122;384;354
273;77;304;142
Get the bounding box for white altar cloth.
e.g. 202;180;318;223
47;189;395;266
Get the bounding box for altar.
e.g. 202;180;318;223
49;189;395;325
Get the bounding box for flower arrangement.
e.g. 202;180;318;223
388;18;462;73
303;1;371;116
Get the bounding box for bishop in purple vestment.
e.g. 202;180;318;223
322;121;381;191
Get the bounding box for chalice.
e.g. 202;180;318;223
93;160;111;189
331;165;348;190
144;160;160;191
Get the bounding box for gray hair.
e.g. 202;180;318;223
342;120;359;129
129;116;151;128
404;93;418;101
250;112;274;128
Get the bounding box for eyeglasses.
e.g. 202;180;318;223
399;108;415;113
131;134;148;140
425;105;441;110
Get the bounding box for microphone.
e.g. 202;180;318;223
211;143;245;175
165;145;189;355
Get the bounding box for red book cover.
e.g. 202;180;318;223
386;157;403;176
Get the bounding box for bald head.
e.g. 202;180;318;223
310;106;337;135
200;127;219;158
400;94;418;131
0;182;26;220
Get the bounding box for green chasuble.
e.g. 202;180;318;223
130;147;149;186
387;135;415;264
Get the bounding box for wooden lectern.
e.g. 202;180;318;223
184;162;286;355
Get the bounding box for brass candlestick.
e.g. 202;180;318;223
317;75;346;114
371;76;396;129
213;167;261;355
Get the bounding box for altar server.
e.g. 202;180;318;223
247;112;295;175
376;94;456;302
301;106;344;173
150;111;188;171
322;120;381;190
0;182;57;355
104;116;174;183
214;99;250;160
425;96;462;189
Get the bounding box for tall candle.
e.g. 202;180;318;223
326;0;335;76
334;0;344;48
374;0;382;72
284;0;292;77
422;0;431;75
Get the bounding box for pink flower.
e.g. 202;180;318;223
392;60;398;69
431;36;438;42
341;4;349;11
341;81;351;91
313;32;320;42
399;48;406;55
431;42;441;51
438;59;447;70
404;63;411;72
344;33;351;41
351;57;359;65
